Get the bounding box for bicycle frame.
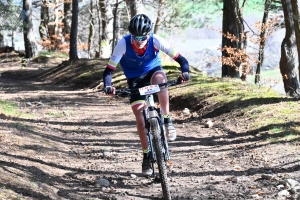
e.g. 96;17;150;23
115;80;177;167
143;93;170;176
115;80;178;199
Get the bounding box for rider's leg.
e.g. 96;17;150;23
131;103;148;150
131;97;153;176
150;71;169;114
132;103;153;176
151;70;177;141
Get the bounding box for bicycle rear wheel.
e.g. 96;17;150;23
150;118;171;200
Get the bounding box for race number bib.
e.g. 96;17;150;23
139;84;160;95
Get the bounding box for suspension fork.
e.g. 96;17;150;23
156;107;170;161
143;107;156;164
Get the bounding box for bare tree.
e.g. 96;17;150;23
69;0;78;60
154;0;164;34
115;8;121;44
53;0;62;50
112;0;122;50
221;0;245;78
95;0;102;58
291;0;300;79
125;0;143;18
279;0;300;96
23;0;37;58
0;33;3;47
39;0;49;40
39;0;67;51
64;0;72;41
99;0;113;58
88;0;95;58
255;0;271;84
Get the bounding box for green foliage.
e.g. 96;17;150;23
162;0;282;33
0;100;27;117
37;51;68;58
30;51;68;65
46;111;64;118
242;0;266;15
165;0;223;30
0;0;22;32
242;0;282;15
0;100;17;115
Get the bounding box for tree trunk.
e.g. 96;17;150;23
88;0;95;58
69;0;79;60
64;0;72;41
255;0;271;84
291;0;300;79
280;0;300;96
112;0;119;51
126;0;142;18
54;0;60;50
23;0;37;58
7;0;14;48
39;0;49;40
221;0;245;78
100;0;113;58
0;32;3;47
115;10;121;44
96;0;102;58
111;1;121;51
11;31;15;48
154;0;164;34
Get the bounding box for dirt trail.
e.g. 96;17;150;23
0;63;299;200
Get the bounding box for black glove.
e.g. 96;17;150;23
177;73;190;83
104;86;114;95
182;73;190;81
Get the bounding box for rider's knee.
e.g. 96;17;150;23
151;71;167;84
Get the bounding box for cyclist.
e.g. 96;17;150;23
103;14;190;176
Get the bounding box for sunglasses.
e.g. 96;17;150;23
132;35;148;42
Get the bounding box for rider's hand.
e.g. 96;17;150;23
178;72;190;84
104;86;116;95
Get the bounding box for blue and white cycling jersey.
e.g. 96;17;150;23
107;33;179;79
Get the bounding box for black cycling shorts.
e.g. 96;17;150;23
127;66;165;107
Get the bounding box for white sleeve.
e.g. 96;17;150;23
107;38;126;70
153;34;179;59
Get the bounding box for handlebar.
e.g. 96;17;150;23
115;79;180;96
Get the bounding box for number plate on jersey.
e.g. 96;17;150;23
139;84;160;95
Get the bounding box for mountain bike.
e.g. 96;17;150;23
116;80;178;200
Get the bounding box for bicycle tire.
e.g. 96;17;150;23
150;118;171;200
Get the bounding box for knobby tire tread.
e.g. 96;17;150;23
150;118;171;200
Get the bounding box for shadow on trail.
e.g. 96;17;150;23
0;78;73;92
0;182;52;200
0;156;158;200
0;159;70;200
167;160;300;179
172;121;300;151
0;120;140;153
201;97;298;119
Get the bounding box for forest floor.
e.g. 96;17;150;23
0;53;299;200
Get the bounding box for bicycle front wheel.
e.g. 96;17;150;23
150;118;171;200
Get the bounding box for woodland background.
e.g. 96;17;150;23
1;1;300;199
1;0;300;96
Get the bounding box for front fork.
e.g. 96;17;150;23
143;108;156;166
156;107;171;161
